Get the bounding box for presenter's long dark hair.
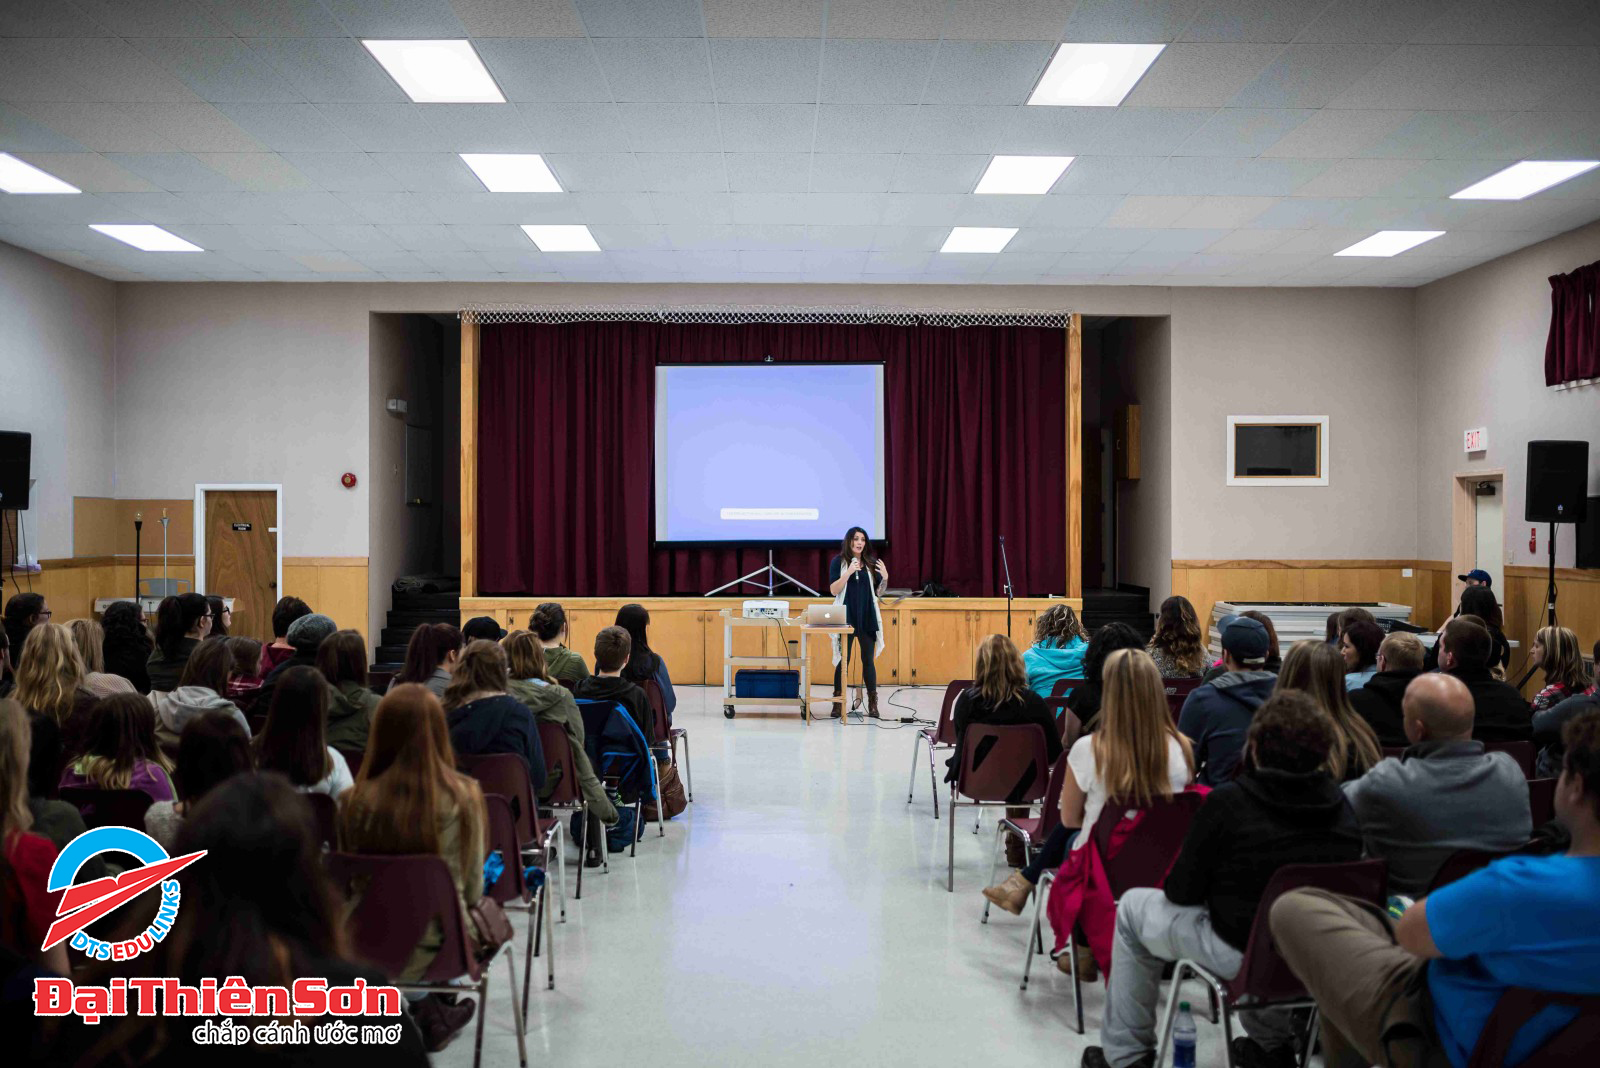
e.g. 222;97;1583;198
837;526;878;570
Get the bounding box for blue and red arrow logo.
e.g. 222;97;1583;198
43;827;205;953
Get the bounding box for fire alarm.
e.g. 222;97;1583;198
341;472;357;489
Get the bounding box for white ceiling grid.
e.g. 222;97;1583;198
0;0;1592;285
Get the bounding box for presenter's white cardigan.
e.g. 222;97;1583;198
830;561;886;668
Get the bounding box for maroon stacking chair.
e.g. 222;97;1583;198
1165;677;1203;721
326;852;526;1068
644;678;692;802
536;719;593;900
304;792;338;851
908;679;969;818
1154;859;1389;1068
1528;777;1556;826
483;793;553;1024
458;754;566;935
1467;987;1600;1067
1485;739;1535;778
335;747;364;780
1050;677;1086;698
1041;698;1083;750
983;754;1070;924
1427;847;1510;894
947;723;1051;891
58;787;154;832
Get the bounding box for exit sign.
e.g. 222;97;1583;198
1464;427;1487;453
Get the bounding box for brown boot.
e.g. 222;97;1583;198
1057;942;1099;981
980;871;1034;915
830;682;843;718
867;692;881;718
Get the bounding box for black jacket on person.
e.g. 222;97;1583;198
447;694;546;788
1176;670;1278;786
573;674;655;745
943;688;1063;802
252;649;317;718
103;635;153;694
1349;669;1422;748
1425;622;1511;673
145;636;200;693
1163;767;1362;951
1447;666;1533;743
1533;689;1600;777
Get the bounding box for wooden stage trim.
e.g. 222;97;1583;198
462;596;1079;689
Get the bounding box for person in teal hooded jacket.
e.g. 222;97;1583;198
1022;604;1089;698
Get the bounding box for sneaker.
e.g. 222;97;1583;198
1080;1048;1153;1068
1231;1037;1297;1068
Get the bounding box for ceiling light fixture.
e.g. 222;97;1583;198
975;155;1074;195
1449;160;1600;201
89;224;203;252
461;153;562;193
0;153;80;194
939;227;1018;253
362;39;505;103
521;224;601;252
1333;230;1445;257
1027;43;1165;107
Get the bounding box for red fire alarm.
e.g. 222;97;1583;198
341;472;358;489
1529;527;1537;553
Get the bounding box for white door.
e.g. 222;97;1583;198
1475;483;1504;593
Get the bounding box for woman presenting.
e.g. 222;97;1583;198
828;526;888;719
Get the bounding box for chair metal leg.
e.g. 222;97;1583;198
1020;870;1052;990
505;945;528;1068
678;731;692;801
1154;960;1190;1068
907;732;924;803
1299;1006;1321;1068
521;892;535;1023
630;800;642;857
929;743;941;819
471;971;490;1068
1070;931;1084;1034
982;822;1005;923
654;755;665;837
545;876;555;991
947;792;957;891
574;802;585;901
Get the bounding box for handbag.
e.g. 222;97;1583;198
643;760;688;822
467;896;514;957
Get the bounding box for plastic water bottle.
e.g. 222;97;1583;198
1172;1001;1197;1068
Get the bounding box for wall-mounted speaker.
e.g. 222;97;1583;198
1525;440;1589;523
0;431;31;511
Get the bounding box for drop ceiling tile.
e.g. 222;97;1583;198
820;40;939;105
476;39;612;102
809;154;898;192
543;152;645;191
294;251;375;273
1450;46;1598;111
869;225;948;250
573;0;702;37
193;152;317;191
103;152;240;192
877;192;965;225
1261;109;1415;158
350;250;428;271
280;152;407;192
1326;45;1482;110
864;248;934;272
1050;249;1135;270
1452;111;1600;161
826;0;948;39
0;2;113;36
956;196;1043;226
813;105;917;153
1141;226;1233;251
246;38;407;103
444;223;536;250
1272;228;1373;255
336;191;443;224
1355;110;1508;160
1298;0;1451;43
1230;44;1399;108
1325;196;1422;229
1084;108;1213;156
648;191;734;224
233;223;334;250
115;104;267;152
729;224;809;249
313;104;451;152
923;253;999;275
0;41;89;102
586;224;669;249
5;102;169;152
1413;0;1600;47
99;190;226;223
804;224;878;249
418;191;572;223
1001;226;1089;252
1178;0;1330;42
1170;195;1277;228
1026;194;1126;227
370;152;482;192
517;102;635;152
902;106;1018;154
1142;156;1329;195
800;249;869;273
663;225;736;250
0;104;91;152
311;224;401;252
922;41;1054;105
216;103;359;152
889;154;989;193
710;39;821;103
715;103;815;152
1175;108;1314;157
1102;194;1203;227
71;0;231;36
444;0;586;37
725;152;810;192
204;0;346;36
1125;44;1283;108
1375;157;1503;199
995;107;1114;154
732;192;885;225
416;104;540;152
1242;197;1352;228
219;249;319;273
131;38;303;102
270;191;370;223
378;223;466;250
1049;156;1160;195
943;0;1076;41
0;193;117;225
636;152;728;192
704;0;823;36
618;102;722;152
6;152;158;193
592;38;714;103
1293;158;1427;197
319;0;468;37
1202;227;1296;253
1063;0;1206;41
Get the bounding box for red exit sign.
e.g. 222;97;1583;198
1464;427;1487;452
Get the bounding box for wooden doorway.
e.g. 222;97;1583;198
195;486;282;643
1451;469;1505;607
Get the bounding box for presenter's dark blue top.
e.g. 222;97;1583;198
830;555;878;639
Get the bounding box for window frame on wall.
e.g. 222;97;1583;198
1225;415;1329;487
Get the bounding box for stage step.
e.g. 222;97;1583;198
1081;586;1154;641
377;577;461;668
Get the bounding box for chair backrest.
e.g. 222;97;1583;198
1040;695;1082;749
954;723;1051;805
643;678;671;749
335;747;364;780
481;793;530;906
304;791;338;851
1092;790;1205;898
1050;677;1085;698
1163;677;1202;700
1035;756;1070;838
1227;860;1388;1002
935;681;969;745
1427;847;1509;894
58;787;154;831
536;720;582;806
1484;739;1534;778
459;752;540;847
325;852;479;982
1528;777;1556;827
1467;987;1600;1068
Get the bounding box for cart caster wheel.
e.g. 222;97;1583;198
723;705;735;719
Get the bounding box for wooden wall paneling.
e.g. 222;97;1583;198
460;320;479;599
908;608;974;684
645;607;705;686
74;497;194;558
281;558;370;645
1067;313;1083;599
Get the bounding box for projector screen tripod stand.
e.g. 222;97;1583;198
703;549;820;597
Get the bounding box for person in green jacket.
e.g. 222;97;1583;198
315;629;380;752
531;602;589;685
502;630;617;827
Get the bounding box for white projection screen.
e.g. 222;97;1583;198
653;363;886;544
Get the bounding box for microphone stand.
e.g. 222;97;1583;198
134;514;143;602
999;534;1014;639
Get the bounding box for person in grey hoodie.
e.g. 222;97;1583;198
152;638;249;751
1344;672;1531;896
502;631;617;826
1178;616;1279;786
315;628;380;752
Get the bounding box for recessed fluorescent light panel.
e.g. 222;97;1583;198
1028;43;1164;107
521;224;600;252
1450;160;1600;201
1334;230;1445;257
940;227;1018;253
0;153;80;194
975;155;1074;195
461;154;561;193
362;39;504;103
89;224;203;252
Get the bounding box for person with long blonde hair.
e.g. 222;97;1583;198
0;698;71;976
1147;596;1207;678
58;692;176;802
65;618;135;699
1276;639;1381;781
946;634;1063;801
1530;625;1591;715
1022;603;1089;697
12;622;97;755
443;639;544;787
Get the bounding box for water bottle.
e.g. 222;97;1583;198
1172;1000;1197;1068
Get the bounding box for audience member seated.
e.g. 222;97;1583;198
443;640;545;787
1022;604;1089;697
1083;691;1362;1068
342;683;487;1050
1349;632;1426;748
1;593;49;686
1271;708;1600;1068
12;622;98;755
1278;640;1381;782
1200;610;1283;683
1178;616;1278;786
205;594;231;639
66;618;134;699
1145;596;1206;680
983;649;1193;927
256;613;338;712
143;710;253;851
0;628;12;701
0;698;70;978
223;634;264;706
1066;622;1145;726
260;595;312;676
152;638;249;752
574;626;654;744
1344;673;1531;896
254;665;354;798
462;615;507;643
612;604;674;716
17;703;101;886
1438;617;1531;742
146;592;211;693
943;634;1063;804
1529;625;1591;716
1339;619;1383;692
99;600;153;695
1427;585;1511;674
1533;638;1600;778
390;622;463;698
59;693;176;804
317;628;380;752
502;631;616;825
533;602;589;685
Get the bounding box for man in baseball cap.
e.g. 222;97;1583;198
463;615;508;642
1176;616;1279;786
1456;569;1492;588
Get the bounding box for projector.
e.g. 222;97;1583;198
742;600;790;619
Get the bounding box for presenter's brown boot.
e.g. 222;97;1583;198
867;692;881;718
830;683;843;718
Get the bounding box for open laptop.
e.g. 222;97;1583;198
803;604;848;625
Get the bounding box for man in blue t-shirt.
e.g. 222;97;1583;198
1268;708;1600;1068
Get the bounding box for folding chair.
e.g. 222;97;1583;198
645;677;691;802
1427;847;1510;893
1164;677;1202;721
1154;859;1389;1068
1467;987;1600;1067
1050;677;1086;698
982;754;1069;923
575;698;658;856
1484;739;1535;778
908;679;967;818
1041;698;1083;750
58;787;154;832
327;852;527;1068
947;723;1051;891
483;792;554;1024
458;754;566;943
1528;777;1556;827
536;719;597;900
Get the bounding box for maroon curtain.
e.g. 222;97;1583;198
1544;261;1600;386
477;320;1066;597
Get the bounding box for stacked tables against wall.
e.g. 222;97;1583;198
1207;601;1414;660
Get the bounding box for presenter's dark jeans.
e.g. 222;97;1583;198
833;632;877;696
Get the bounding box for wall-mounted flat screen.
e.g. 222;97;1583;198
1226;417;1328;486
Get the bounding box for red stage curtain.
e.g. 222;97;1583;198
477;321;1066;597
1544;261;1600;386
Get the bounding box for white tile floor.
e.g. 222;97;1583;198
442;685;1239;1067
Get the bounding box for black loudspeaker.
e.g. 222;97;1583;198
1525;440;1588;523
0;431;30;511
1578;495;1600;569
